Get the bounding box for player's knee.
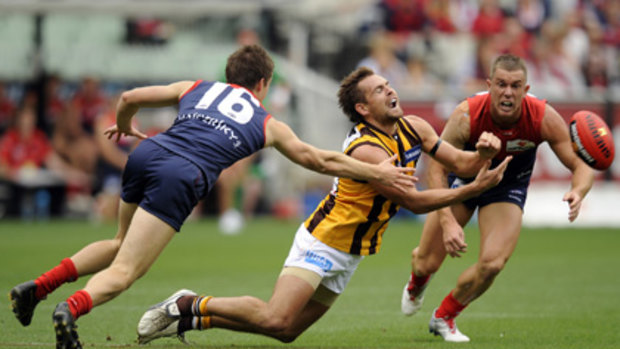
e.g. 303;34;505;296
256;308;295;336
108;264;140;291
412;247;443;275
274;330;301;343
478;259;505;280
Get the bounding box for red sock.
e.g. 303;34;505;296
435;291;466;319
34;258;78;299
66;290;92;320
407;272;431;295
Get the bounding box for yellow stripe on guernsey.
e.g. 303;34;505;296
304;118;422;255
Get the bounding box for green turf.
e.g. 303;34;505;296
1;218;619;348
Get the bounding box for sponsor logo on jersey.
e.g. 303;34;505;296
304;251;333;272
177;112;242;148
506;139;535;152
403;145;421;165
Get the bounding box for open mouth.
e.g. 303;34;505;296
499;101;513;111
390;98;397;108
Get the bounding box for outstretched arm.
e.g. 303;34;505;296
360;143;510;215
541;105;594;221
265;118;417;191
105;81;196;142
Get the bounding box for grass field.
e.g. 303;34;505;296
1;217;619;348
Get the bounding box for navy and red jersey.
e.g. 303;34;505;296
150;80;271;188
461;92;546;186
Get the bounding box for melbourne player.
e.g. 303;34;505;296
400;54;594;342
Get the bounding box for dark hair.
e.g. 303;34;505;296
337;66;375;123
490;54;527;79
225;44;274;90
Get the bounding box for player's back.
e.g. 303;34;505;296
150;80;271;188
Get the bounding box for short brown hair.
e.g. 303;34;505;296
490;54;528;79
225;44;274;90
338;67;375;123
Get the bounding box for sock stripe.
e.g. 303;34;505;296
192;296;213;316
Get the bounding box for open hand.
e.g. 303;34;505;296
377;154;418;193
563;191;583;222
103;124;148;143
473;156;512;190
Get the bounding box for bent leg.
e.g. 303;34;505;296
208;271;328;342
71;200;137;276
452;202;522;305
84;206;176;307
412;204;474;279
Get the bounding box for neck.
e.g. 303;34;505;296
363;117;398;135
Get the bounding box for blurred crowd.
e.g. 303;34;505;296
1;0;618;222
0;76;142;221
355;0;619;99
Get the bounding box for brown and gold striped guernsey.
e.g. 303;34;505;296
304;118;422;255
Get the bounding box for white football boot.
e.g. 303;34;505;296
137;289;197;344
401;283;425;316
428;309;470;343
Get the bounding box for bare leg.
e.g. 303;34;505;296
452;202;522;305
84;207;176;306
70;201;137;276
412;204;474;277
207;274;331;342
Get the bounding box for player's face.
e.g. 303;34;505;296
487;68;530;125
357;74;403;123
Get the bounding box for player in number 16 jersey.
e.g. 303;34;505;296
8;45;417;349
150;79;271;193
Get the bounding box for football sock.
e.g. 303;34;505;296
191;296;213;316
435;291;466;319
407;272;431;297
179;316;211;332
177;295;195;317
66;290;92;320
34;258;78;299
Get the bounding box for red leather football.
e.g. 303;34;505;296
569;110;615;170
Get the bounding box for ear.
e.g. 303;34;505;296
354;102;368;117
524;84;530;94
254;78;266;94
486;78;491;89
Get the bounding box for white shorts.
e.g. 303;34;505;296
283;224;364;294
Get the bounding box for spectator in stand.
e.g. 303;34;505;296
501;16;534;59
357;32;411;92
0;81;17;134
52;88;99;206
514;0;549;34
43;74;68;136
471;0;506;38
424;0;457;34
378;0;428;34
70;76;107;134
92;95;139;222
526;19;587;98
403;54;444;98
0;105;90;216
582;19;615;92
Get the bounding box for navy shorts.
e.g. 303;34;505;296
121;139;207;231
449;175;528;211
